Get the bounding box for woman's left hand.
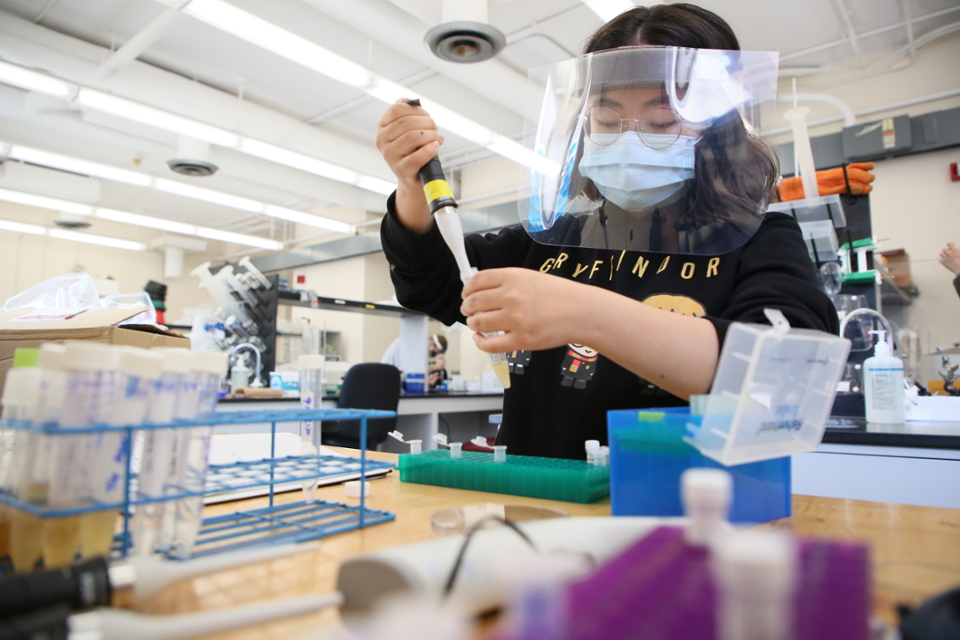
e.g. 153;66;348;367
460;268;599;354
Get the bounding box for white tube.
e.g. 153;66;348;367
681;468;733;547
134;348;191;556
171;350;228;559
409;440;422;455
129;541;321;601
449;442;462;458
493;445;506;462
784;106;820;200
9;344;66;572
712;531;798;640
44;342;111;569
298;354;326;503
89;591;343;640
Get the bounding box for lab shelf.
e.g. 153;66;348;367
398;449;610;503
0;408;396;560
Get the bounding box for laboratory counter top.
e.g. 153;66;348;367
140;448;960;639
824;417;960;450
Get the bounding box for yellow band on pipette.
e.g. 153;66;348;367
422;179;453;204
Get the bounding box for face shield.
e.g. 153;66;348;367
520;46;780;254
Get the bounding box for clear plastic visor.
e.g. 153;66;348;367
519;46;780;255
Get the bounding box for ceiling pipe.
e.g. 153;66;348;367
777;92;856;127
0;11;393;189
763;87;960;137
780;3;960;62
95;7;182;79
300;0;528;117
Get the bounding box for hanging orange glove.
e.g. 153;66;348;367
776;162;876;202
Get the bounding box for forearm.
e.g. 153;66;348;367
577;286;719;400
395;184;433;234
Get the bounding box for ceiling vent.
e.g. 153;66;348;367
425;0;505;64
53;211;91;229
167;136;219;177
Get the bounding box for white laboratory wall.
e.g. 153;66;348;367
870;147;960;380
0;200;164;305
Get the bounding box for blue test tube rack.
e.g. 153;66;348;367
0;408;396;560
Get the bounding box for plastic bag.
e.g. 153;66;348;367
3;273;100;310
101;292;158;326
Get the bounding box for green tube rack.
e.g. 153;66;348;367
398;449;610;503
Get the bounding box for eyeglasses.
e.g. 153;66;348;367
583;105;684;149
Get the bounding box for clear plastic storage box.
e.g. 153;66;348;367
686;310;851;466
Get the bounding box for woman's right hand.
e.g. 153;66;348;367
376;99;445;233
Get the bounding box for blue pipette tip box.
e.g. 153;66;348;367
608;407;791;523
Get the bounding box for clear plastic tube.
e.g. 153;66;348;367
298;355;325;503
171;351;227;559
83;348;163;560
45;342;109;569
1;352;41;568
133;349;190;556
10;344;65;572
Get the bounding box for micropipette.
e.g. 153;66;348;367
0;541;320;617
405;98;511;390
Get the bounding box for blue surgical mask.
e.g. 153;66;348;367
578;132;697;211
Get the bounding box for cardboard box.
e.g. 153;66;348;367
880;249;913;287
0;305;188;389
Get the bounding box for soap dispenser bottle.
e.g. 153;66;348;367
862;330;905;424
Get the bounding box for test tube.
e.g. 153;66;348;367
78;347;125;560
493;445;507;463
298;354;326;503
133;348;191;556
170;350;227;559
9;344;66;572
1;349;41;568
158;349;202;554
82;348;163;560
44;342;111;569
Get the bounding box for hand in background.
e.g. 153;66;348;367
940;242;960;276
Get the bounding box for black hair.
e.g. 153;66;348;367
577;4;779;228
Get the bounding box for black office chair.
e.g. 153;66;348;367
321;363;401;451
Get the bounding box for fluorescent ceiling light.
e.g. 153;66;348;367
182;0;373;88
154;178;262;213
0;60;76;99
0;219;45;235
0;187;282;250
237;139;360;185
581;0;636;21
96;208;198;236
48;228;146;251
75;88;242;148
155;0;546;172
195;226;283;250
263;205;353;233
9;145;154;187
5;142;359;232
0;187;93;216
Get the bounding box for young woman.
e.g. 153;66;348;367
376;4;838;459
